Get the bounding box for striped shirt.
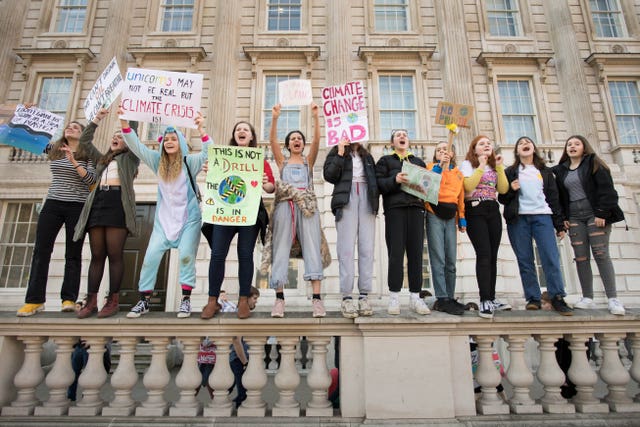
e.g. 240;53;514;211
46;157;97;203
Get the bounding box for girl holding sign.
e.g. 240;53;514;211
460;135;510;319
17;119;97;317
200;121;275;320
265;103;326;318
118;107;209;319
72;108;140;319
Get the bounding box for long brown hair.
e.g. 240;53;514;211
342;141;370;159
511;136;546;170
432;142;457;168
558;135;608;173
464;135;496;169
46;121;88;161
229;121;258;147
98;131;129;166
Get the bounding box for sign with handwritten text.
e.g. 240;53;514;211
203;146;264;226
83;57;123;122
321;80;369;146
400;161;442;204
278;79;313;106
0;104;63;154
119;68;203;129
435;101;474;128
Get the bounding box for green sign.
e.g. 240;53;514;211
401;162;442;204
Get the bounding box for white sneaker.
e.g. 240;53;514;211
341;299;358;318
358;298;373;316
491;299;512;311
608;298;625;316
177;298;191;318
409;297;431;315
574;297;597;310
387;298;400;315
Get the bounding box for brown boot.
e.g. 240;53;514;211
98;293;120;318
77;293;98;319
201;296;221;319
237;296;251;319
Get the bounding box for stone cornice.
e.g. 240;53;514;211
128;47;207;69
14;47;96;79
242;46;321;63
357;45;435;64
476;51;554;83
585;52;640;82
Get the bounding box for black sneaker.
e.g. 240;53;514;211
434;298;465;315
551;295;573;316
126;298;150;318
479;300;494;319
526;300;542;310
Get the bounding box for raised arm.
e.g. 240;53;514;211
117;106;159;170
307;102;320;168
269;104;285;169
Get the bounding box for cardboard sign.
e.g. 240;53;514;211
278;79;312;106
119;68;203;129
435;101;474;128
83;57;123;122
0;104;63;154
400;161;442;204
202;146;264;226
321;81;369;146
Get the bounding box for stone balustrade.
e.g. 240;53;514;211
0;309;638;423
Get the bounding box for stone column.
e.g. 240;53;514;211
102;337;138;416
567;334;608;413
1;336;45;416
170;337;201;416
237;337;268;417
0;0;28;103
325;1;352;86
204;337;234;417
597;333;640;412
305;336;332;416
272;336;300;417
474;336;508;415
534;334;574;414
35;337;75;416
69;337;108;416
505;335;541;414
136;337;170;416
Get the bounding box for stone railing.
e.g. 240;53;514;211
0;309;638;423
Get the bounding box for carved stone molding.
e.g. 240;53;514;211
585;52;640;82
128;47;207;70
476;51;554;83
357;45;435;79
243;45;321;79
14;48;95;80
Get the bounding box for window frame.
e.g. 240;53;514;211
261;73;303;141
587;0;628;39
159;0;196;33
50;0;89;34
376;73;419;141
372;0;410;33
495;78;541;145
266;0;303;32
607;79;640;146
0;201;40;289
484;0;523;38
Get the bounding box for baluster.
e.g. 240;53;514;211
136;337;170;416
305;336;332;416
629;333;640;403
204;337;234;417
505;335;541;414
35;337;75;416
474;336;509;415
298;336;309;370
534;334;574;414
272;336;300;417
103;337;138;416
69;337;108;416
170;337;201;416
597;333;640;412
2;336;45;415
237;337;267;417
567;334;608;413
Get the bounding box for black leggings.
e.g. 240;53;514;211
87;226;128;294
465;200;502;302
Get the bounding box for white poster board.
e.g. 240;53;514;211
278;79;312;106
321;81;369;146
83;57;123;122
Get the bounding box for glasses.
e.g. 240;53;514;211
391;129;409;137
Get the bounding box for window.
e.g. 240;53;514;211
497;80;538;144
54;0;88;33
374;0;409;32
590;0;626;38
146;123;169;142
534;242;566;289
486;0;521;37
609;80;640;145
0;202;39;289
378;75;416;139
161;0;195;32
38;76;73;137
262;74;301;140
267;0;302;31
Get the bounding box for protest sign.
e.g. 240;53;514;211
278;79;312;106
202;146;264;226
0;104;63;154
83;57;124;122
321;81;368;146
400;161;442;204
119;68;203;129
435;101;474;128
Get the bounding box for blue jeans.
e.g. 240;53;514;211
425;212;458;299
208;224;259;297
506;214;566;301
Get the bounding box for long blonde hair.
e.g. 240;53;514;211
158;132;182;181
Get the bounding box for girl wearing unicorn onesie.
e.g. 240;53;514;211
118;107;209;318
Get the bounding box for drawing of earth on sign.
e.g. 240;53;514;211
218;175;247;204
347;112;358;124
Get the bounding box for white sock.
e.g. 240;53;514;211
390;291;400;301
410;292;420;301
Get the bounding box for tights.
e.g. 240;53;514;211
87;226;128;294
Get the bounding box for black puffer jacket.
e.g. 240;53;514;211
552;154;625;224
323;145;379;221
498;164;565;232
375;152;426;212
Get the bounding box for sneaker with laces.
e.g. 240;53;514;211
126;299;150;318
479;300;494;319
409;297;431;315
358;298;374;316
16;303;45;317
434;298;464;315
608;298;625;316
491;299;512;311
61;300;76;312
551;295;573;316
387;298;400;315
177;298;191;318
526;300;542;310
312;298;326;318
271;298;285;318
341;299;358;318
574;297;597;310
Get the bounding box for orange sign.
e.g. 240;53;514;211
435;101;474;128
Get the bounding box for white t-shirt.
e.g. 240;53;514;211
517;164;552;215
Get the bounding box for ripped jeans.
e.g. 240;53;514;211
568;199;617;299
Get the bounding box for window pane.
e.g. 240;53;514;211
590;0;625;37
374;0;408;32
161;0;195;32
268;0;302;31
0;202;38;288
54;0;88;33
378;75;416;139
38;76;72;139
498;80;538;144
262;75;301;140
609;81;640;145
486;0;520;37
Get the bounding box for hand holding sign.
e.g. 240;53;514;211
321;81;369;147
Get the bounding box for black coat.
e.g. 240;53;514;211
552;154;625;224
375;152;426;212
323;145;379;221
498;164;565;232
